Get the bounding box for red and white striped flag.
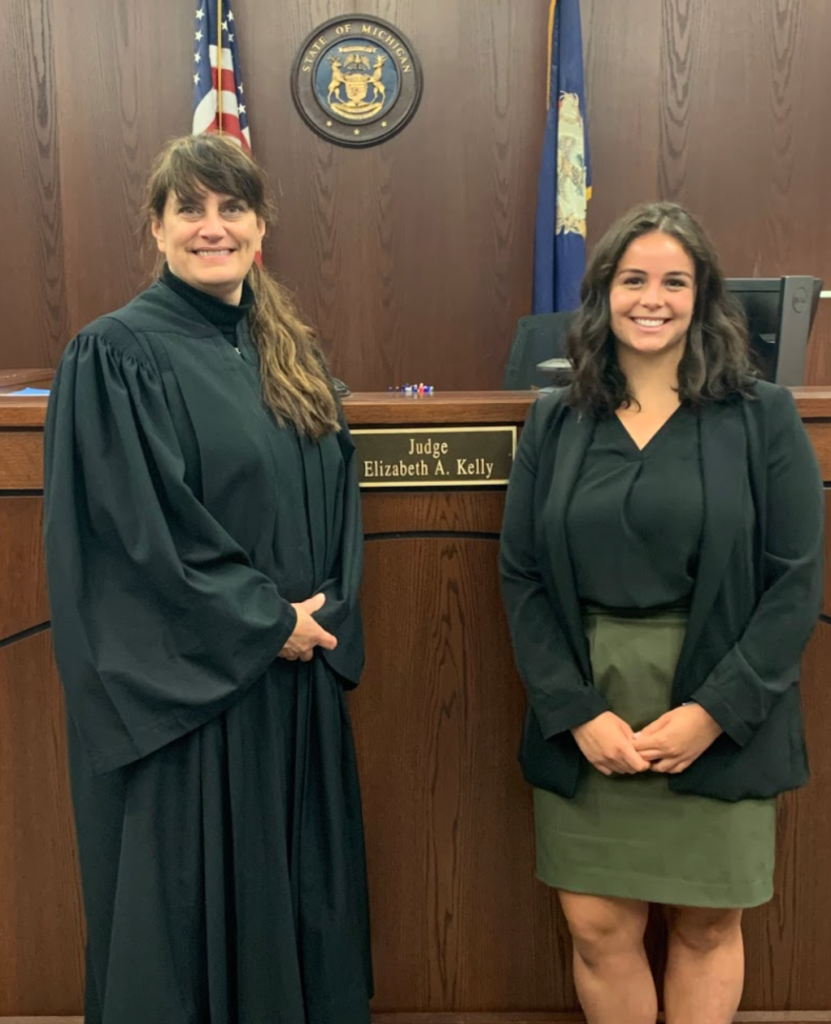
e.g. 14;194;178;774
192;1;251;149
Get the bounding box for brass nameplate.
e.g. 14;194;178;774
351;426;516;488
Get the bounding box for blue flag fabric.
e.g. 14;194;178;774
532;0;592;313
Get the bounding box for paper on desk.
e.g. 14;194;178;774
0;387;51;396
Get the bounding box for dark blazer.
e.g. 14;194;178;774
499;382;824;802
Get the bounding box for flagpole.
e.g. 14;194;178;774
546;0;557;109
217;0;223;131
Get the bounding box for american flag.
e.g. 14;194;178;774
192;2;251;150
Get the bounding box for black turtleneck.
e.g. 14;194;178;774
162;264;254;348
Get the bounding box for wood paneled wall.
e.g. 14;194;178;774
581;0;831;388
1;386;830;1019
1;0;829;386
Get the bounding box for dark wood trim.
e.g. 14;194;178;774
343;391;536;425
0;404;51;428
370;1016;831;1024
370;1015;831;1023
0;433;46;489
4;383;831;430
11;1013;827;1024
0;370;54;393
792;388;831;418
372;1011;831;1019
809;423;831;482
0;1018;84;1023
4;1011;822;1019
2;1014;830;1024
0;623;51;652
0;368;52;427
824;491;831;619
371;1014;831;1024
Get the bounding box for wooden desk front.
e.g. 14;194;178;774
1;378;830;1023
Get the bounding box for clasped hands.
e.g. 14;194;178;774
571;705;723;776
278;593;337;662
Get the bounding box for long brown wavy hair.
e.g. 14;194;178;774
144;134;339;438
566;201;755;418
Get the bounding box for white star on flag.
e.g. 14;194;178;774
192;0;252;151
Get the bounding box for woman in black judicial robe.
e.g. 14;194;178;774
43;134;372;1024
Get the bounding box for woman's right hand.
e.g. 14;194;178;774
571;711;651;776
278;593;338;662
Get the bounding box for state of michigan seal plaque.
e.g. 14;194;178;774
291;15;422;147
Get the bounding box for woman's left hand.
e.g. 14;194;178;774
632;704;724;774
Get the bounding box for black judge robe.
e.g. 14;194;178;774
43;277;372;1024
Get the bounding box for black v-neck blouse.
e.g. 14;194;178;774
564;406;704;610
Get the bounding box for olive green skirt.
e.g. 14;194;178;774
534;607;776;908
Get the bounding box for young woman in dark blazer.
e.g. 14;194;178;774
500;202;823;1024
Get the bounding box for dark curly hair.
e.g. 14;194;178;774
566;201;755;417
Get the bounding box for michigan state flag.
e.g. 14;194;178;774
532;0;592;313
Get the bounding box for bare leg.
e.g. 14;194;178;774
663;905;744;1024
558;890;655;1024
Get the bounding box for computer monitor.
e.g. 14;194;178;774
725;277;823;386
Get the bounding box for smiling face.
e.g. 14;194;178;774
151;188;265;305
609;231;696;359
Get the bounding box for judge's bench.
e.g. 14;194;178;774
1;371;830;1023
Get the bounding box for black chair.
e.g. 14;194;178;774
502;311;575;390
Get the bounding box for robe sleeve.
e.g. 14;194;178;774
691;386;824;746
44;331;298;773
313;416;365;688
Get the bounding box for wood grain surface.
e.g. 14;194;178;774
344;392;536;425
740;621;831;1011
580;0;662;224
2;1014;831;1024
368;1015;831;1024
805;423;831;482
4;387;831;432
2;0;831;996
0;403;829;1015
0;404;50;429
0;371;53;393
581;0;831;385
807;303;831;389
825;491;831;620
0;498;48;642
0;433;47;490
350;534;576;1011
792;389;831;420
0;0;69;369
253;0;546;393
362;490;505;537
0;631;84;1015
3;1;829;384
